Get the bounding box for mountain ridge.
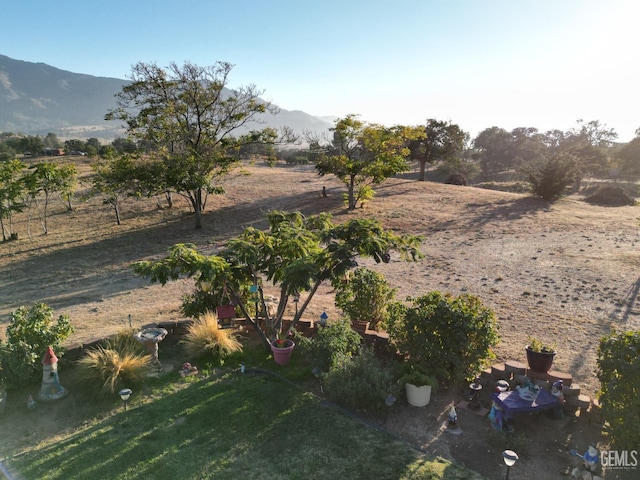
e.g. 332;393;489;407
0;54;332;141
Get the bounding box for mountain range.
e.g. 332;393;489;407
0;54;333;141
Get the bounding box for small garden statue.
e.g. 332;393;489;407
38;346;67;401
180;362;198;377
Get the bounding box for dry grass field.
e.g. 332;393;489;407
2;160;640;396
2;158;639;479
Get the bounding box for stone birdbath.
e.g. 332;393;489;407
134;327;168;371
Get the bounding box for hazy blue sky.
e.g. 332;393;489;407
3;0;639;140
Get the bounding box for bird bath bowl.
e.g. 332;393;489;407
134;327;168;371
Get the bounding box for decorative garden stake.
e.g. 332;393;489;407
119;388;132;411
38;346;67;402
467;377;482;410
502;450;519;480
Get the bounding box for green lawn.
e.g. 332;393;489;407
5;369;483;480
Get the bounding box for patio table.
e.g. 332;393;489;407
491;388;561;415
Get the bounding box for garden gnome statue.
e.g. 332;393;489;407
38;346;67;401
583;446;599;472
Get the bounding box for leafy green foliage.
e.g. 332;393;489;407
597;330;640;449
387;292;499;382
316;114;424;209
134;210;423;349
106;61;283;229
522;152;579;201
334;267;396;330
409;119;467;182
295;319;362;370
0;303;74;389
0;158;26;241
322;348;399;413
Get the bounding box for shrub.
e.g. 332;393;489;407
597;330;640;449
76;344;151;397
334;267;396;330
585;185;635;206
0;303;74;389
445;173;468;186
522;153;579;201
182;311;242;363
295;319;361;370
387;292;499;383
322;348;398;413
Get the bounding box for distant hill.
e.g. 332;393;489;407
0;54;332;141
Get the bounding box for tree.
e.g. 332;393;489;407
616;135;640;176
107;61;281;229
134;210;423;350
560;119;618;184
90;154;140;225
0;159;26;240
409;119;467;181
316;115;424;210
23;162;77;233
43;133;61;149
473;127;514;178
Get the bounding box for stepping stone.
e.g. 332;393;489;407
548;370;573;386
563;383;581;397
566;394;591;409
491;363;509;378
504;360;527;375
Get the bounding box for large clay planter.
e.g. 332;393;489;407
271;340;295;365
526;346;556;373
351;320;370;334
405;383;432;407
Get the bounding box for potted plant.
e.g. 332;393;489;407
334;267;397;332
270;331;295;365
525;336;557;373
400;368;438;407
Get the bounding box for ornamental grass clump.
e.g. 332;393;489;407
182;311;242;363
77;342;151;397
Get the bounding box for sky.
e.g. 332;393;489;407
2;0;639;141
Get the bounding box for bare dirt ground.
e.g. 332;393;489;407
1;162;639;478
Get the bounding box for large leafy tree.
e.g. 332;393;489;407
409;119;467;181
316;115;424;210
473;126;515;178
134;210;423;350
107;61;280;229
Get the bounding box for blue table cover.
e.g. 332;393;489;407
491;388;561;414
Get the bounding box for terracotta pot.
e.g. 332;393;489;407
351;320;370;334
270;340;295;365
526;346;556;373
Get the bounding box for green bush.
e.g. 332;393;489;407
597;330;640;449
522;153;579;201
334;267;396;330
322;348;398;413
295;319;361;370
387;292;499;383
0;303;74;389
